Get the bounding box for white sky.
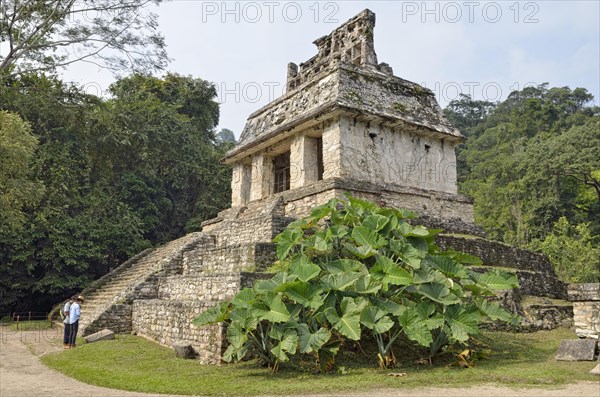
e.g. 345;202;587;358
62;0;600;138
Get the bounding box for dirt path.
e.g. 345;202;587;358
1;327;598;397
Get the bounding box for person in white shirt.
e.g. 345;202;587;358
67;295;84;348
62;296;75;349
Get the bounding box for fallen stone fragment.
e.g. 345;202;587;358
590;364;600;375
84;329;115;344
555;339;597;361
172;342;196;359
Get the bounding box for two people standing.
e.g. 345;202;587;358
62;295;84;349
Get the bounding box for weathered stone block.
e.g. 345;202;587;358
84;329;115;344
172;342;196;359
555;339;597;361
590;364;600;375
568;283;600;301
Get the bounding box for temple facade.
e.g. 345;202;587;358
219;9;474;225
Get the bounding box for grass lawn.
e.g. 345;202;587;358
41;327;598;396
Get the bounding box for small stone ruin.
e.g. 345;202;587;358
74;10;575;364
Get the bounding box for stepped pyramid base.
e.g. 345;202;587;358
76;195;572;364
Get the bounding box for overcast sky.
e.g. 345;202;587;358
62;0;600;138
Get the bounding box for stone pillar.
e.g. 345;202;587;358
322;117;342;180
568;283;600;339
250;153;272;201
231;163;251;206
290;134;319;189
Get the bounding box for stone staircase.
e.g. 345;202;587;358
79;232;211;336
129;198;288;363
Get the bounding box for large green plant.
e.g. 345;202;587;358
195;196;519;371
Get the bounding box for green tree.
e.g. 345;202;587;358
0;72;231;314
454;84;599;245
0;110;43;229
0;0;168;77
529;217;600;283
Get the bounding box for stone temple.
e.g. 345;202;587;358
66;10;574;363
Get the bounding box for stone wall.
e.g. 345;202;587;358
182;243;276;275
158;275;243;301
84;304;133;336
436;235;568;299
132;300;225;364
568;283;600;339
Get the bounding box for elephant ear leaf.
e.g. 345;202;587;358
270;329;298;362
260;294;291;323
193;301;230;326
289;254;321;282
325;304;361;341
297;324;331;354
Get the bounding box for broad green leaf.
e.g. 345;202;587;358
360;307;394;334
397;222;413;236
408;225;430;237
446;308;479;342
193;302;230;326
425;255;469;279
412;267;435;284
450;251;483;265
325;306;361;341
326;259;368;275
260;294;291;323
274;228;303;260
372;298;403;316
344;242;377;259
423;316;445;330
232;288;256;308
270;329;298;362
476;299;513;322
397;307;433;347
383;265;413;286
297;324;331;354
289;254;321;282
415;283;456;304
222;343;249;363
321;272;361;291
473;271;519;291
415;301;436;318
399;244;423;268
352;226;387;249
328;225;350;239
226;323;248;349
313;235;330;252
348;296;369;314
254;272;297;293
407;237;429;258
354;274;382;294
284;281;324;309
362;214;389;231
229;307;258;330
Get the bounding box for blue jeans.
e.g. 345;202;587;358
63;322;71;344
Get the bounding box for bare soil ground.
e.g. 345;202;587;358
1;327;598;397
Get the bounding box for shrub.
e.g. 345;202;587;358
195;196;519;372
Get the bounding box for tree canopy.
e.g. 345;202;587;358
447;84;599;282
0;72;231;314
0;0;168;77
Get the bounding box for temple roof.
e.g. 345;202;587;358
223;9;463;164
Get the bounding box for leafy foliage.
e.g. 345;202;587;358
0;0;169;77
0;73;231;314
528;217;600;283
195;196;518;372
452;87;598;235
448;85;599;282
